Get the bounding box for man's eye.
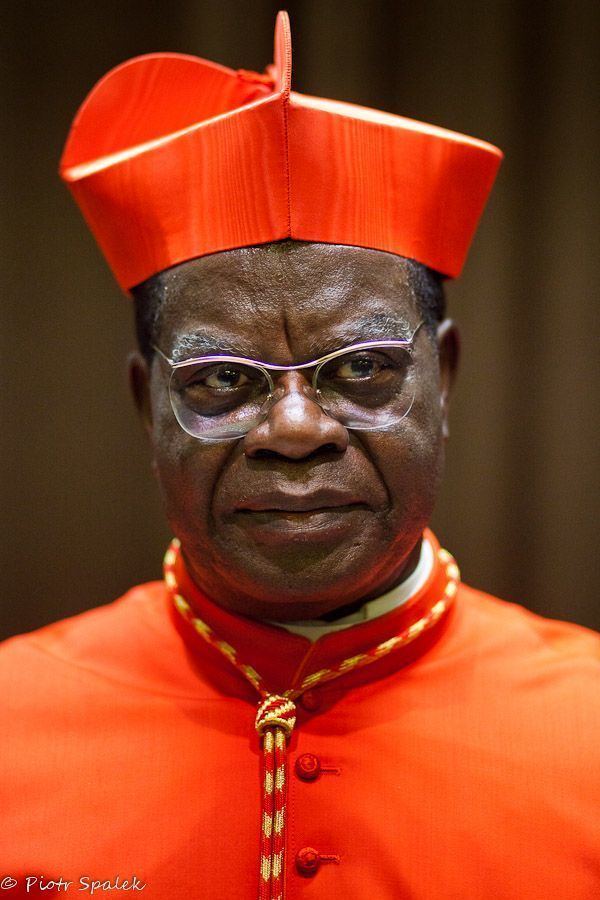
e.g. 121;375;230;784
334;354;384;379
203;366;250;389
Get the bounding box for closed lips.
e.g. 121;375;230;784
236;490;369;513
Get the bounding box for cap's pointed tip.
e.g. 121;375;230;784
273;9;292;96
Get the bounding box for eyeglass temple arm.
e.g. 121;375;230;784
151;344;174;365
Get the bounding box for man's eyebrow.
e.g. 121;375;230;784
305;313;414;356
168;313;415;362
169;332;253;361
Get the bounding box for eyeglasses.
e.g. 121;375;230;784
152;320;424;442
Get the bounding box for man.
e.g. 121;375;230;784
1;11;598;900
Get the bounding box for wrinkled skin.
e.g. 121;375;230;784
130;242;459;621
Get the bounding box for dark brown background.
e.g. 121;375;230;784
1;0;598;639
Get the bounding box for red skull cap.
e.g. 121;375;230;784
60;11;503;293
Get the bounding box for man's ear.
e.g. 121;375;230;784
436;319;460;440
128;350;154;438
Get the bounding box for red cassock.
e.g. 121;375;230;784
1;529;599;898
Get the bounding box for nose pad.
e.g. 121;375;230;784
258;384;284;419
313;387;334;417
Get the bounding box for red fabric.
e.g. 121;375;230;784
1;534;599;897
59;12;503;290
164;532;457;899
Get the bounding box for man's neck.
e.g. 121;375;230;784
182;535;427;625
267;536;432;642
317;536;423;623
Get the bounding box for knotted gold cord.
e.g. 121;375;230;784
254;696;295;900
164;539;459;899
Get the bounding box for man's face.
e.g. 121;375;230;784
131;243;458;621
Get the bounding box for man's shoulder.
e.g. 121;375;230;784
460;580;599;642
455;580;600;679
0;581;169;692
0;579;162;648
447;583;600;772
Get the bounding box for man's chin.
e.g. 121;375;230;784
209;516;390;619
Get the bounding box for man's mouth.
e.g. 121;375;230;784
231;489;371;544
235;488;370;514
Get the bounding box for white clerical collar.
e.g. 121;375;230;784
268;536;434;643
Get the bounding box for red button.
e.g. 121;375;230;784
295;847;320;877
295;753;321;782
299;690;321;711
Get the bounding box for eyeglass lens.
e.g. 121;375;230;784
169;345;415;441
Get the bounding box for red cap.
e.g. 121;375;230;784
60;11;503;293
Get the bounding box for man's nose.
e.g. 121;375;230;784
243;372;349;459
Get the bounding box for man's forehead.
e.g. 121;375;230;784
156;241;420;355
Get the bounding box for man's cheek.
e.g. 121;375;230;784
374;428;442;511
162;481;211;543
364;415;438;476
155;446;224;520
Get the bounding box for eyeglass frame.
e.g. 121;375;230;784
151;319;425;441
